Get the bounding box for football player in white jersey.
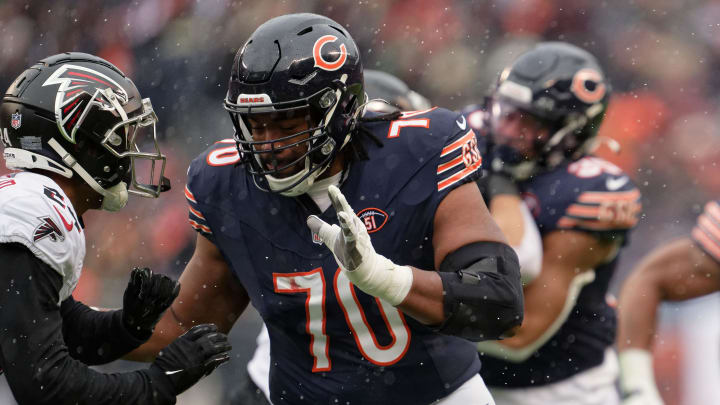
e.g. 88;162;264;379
0;52;231;404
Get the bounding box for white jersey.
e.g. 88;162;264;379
0;171;85;303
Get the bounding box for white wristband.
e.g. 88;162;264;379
345;254;413;306
619;349;664;403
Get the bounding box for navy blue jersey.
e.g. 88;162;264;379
692;200;720;264
186;108;484;405
481;156;641;387
461;104;642;387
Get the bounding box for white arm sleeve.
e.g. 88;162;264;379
514;201;543;284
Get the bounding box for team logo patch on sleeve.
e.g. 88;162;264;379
33;216;65;242
357;207;388;233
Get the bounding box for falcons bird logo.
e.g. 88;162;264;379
33;216;65;243
42;64;128;144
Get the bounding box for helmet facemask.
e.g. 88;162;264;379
225;74;359;196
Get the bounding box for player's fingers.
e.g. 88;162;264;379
328;185;354;216
307;215;339;247
337;211;356;242
183;323;218;341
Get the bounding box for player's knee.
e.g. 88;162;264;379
434;241;524;342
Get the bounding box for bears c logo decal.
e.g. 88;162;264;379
313;35;348;71
571;68;606;104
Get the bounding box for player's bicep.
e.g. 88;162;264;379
174;233;249;333
648;238;720;301
505;230;616;347
432;182;507;269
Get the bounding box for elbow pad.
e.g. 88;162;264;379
434;241;524;342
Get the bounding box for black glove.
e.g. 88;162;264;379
476;171;519;204
149;324;232;398
122;267;180;340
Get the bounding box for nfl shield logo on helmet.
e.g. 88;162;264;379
10;112;21;130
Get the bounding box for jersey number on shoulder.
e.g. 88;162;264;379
206;140;241;166
386;109;435;138
274;268;411;372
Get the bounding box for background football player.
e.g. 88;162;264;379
0;52;231;404
464;42;642;405
616;200;720;405
129;13;524;405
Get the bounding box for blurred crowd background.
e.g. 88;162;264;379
1;0;719;404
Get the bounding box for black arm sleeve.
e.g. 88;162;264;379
0;243;174;405
61;296;146;365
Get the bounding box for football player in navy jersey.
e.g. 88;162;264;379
129;13;524;405
234;69;475;405
0;53;231;404
617;201;720;405
464;42;642;405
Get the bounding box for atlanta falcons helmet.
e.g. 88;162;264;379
224;13;365;196
0;52;169;211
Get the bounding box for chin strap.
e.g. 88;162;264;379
47;138;128;211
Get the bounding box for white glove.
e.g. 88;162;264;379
619;349;665;405
306;185;413;306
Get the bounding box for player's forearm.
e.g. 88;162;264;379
61;297;147;365
124;310;186;362
397;267;445;325
617;266;661;351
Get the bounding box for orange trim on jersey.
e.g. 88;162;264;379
436;155;464;175
577;189;640;204
214;139;236;144
333;269;411;367
188;206;205;220
189;219;212;234
557;215;638;231
698;214;720;242
437;157;482;192
566;204;600;218
692;227;720;261
704;201;720;223
184;186;197;203
440;129;476;157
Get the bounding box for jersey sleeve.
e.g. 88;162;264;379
554;160;642;237
185;140;239;243
435;114;483;196
185;183;214;241
0;179;83;302
691;200;720;263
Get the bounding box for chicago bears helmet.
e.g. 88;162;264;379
488;42;610;180
0;52;169;211
224;13;365;196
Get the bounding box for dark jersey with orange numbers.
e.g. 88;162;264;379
480;155;641;387
185;108;485;404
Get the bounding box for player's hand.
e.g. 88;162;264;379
619;349;665;405
306;185;413;306
122;267;180;340
150;324;232;396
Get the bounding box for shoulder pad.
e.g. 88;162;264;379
0;172;84;302
557;157;641;232
185;140;246;239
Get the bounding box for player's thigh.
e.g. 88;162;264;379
490;349;620;405
433;374;496;405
